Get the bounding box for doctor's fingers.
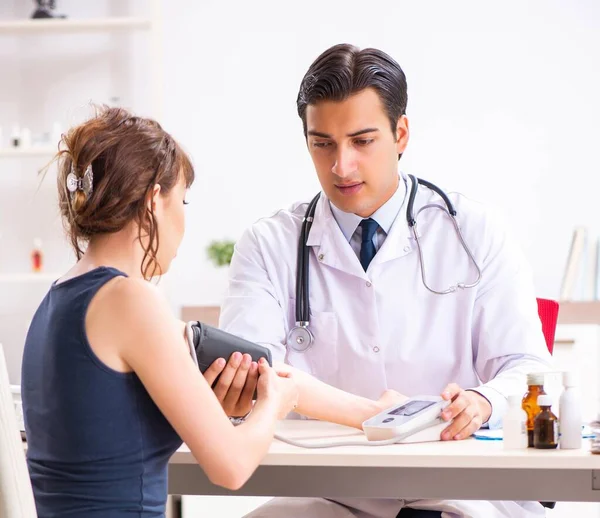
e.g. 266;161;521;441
441;383;462;401
441;405;482;440
212;352;245;401
441;391;470;421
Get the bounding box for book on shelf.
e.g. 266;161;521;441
596;238;600;301
560;227;587;301
560;227;600;302
586;236;599;301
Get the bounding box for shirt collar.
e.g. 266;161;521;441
330;175;406;242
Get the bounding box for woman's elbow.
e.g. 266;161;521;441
209;472;250;491
207;462;252;491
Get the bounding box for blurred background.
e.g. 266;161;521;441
1;0;599;516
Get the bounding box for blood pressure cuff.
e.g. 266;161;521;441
185;321;272;396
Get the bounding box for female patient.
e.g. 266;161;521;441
21;106;298;517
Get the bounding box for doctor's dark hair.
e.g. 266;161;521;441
54;105;195;280
297;44;408;138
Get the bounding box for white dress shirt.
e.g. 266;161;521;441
329;176;406;258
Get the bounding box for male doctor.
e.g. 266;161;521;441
218;44;552;517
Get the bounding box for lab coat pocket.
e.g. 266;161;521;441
286;299;339;387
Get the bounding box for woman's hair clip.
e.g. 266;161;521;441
66;162;94;202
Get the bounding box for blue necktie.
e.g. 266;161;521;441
359;218;379;271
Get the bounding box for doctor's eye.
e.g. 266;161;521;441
354;138;374;147
312;141;332;149
183;200;189;205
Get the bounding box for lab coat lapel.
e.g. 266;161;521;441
306;195;366;279
369;176;414;268
369;210;413;267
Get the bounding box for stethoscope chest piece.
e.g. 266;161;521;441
287;324;314;352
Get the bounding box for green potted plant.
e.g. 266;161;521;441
206;240;235;267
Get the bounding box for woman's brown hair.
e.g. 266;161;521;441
55;105;194;279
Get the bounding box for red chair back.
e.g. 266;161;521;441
536;298;559;354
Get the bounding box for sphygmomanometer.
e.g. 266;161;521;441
274;396;451;448
184;322;451;447
185;321;272;398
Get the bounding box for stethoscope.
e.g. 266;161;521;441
286;174;482;352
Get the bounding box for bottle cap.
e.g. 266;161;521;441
527;372;545;386
562;371;577;387
537;394;552;407
508;394;522;407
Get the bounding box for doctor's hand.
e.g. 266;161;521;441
204;353;258;418
439;384;492;441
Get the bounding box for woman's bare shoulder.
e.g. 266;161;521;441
89;276;174;338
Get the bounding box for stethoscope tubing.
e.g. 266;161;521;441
288;175;481;351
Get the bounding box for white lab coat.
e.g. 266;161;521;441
220;175;552;518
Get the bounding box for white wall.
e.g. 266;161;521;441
3;0;599;308
160;0;600;307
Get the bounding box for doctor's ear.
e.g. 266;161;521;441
395;115;409;155
147;183;162;213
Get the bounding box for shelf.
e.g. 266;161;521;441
181;303;600;327
0;147;55;158
0;17;152;34
0;273;60;283
558;301;600;325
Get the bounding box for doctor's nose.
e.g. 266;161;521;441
331;148;358;178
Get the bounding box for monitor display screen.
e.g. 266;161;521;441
388;400;436;417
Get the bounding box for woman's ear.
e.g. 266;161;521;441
147;183;162;213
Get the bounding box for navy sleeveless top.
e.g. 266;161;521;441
21;267;183;517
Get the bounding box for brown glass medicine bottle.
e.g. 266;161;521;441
522;372;546;447
533;394;558;449
591;414;600;455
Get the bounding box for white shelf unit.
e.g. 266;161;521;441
0;1;165;383
0;17;152;34
0;147;55;158
0;273;59;284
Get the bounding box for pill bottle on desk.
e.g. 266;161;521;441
534;395;558;449
522;372;546;447
503;394;528;449
591;415;600;454
558;371;582;450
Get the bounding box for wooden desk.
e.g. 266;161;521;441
169;421;600;503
